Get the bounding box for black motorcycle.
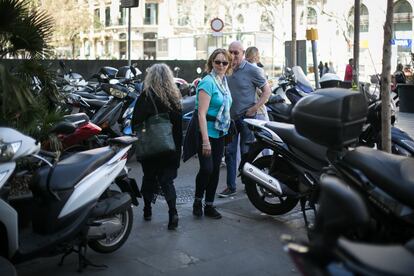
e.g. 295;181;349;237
284;176;414;276
241;89;414;243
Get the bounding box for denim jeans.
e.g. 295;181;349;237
195;136;225;204
225;115;255;191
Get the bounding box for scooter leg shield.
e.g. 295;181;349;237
116;177;141;206
90;193;131;218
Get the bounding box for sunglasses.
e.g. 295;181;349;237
214;60;229;66
229;50;240;56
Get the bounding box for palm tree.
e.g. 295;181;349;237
0;0;61;140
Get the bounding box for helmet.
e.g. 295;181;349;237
320;73;342;88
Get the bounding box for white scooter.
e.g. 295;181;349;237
0;128;140;271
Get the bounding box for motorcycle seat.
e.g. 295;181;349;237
344;146;414;208
108;136;138;145
64;113;89;124
49;121;76;135
337;238;414;276
267;102;292;123
83;98;108;109
74;91;110;100
33;146;115;193
265;121;327;163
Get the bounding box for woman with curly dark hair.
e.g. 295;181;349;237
132;63;182;230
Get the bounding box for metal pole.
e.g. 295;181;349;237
311;40;320;89
128;7;131;66
353;0;360;88
291;0;297;66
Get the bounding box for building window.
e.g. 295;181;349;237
177;5;189;26
119;7;127;25
144;32;157;60
144;41;156;59
307;7;317;25
260;12;273;31
144;3;158;25
393;0;413;56
158;39;168;52
237;14;244;24
105;7;111;27
143;32;157;40
119;41;126;59
94;8;100;28
348;4;369;33
394;0;412;31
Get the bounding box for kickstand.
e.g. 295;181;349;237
58;247;75;266
57;245;107;272
77;244;107;273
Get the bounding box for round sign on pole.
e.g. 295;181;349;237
210;17;224;32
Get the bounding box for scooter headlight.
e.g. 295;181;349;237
0;141;21;162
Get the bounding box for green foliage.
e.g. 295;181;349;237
0;0;62;141
0;0;54;59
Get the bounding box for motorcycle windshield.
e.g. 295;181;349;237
292;66;313;93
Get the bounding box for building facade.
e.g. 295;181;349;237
70;0;414;81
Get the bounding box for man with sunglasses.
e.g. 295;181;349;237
218;41;271;198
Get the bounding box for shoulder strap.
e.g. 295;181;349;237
146;89;159;115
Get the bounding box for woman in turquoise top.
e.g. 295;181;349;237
193;48;232;219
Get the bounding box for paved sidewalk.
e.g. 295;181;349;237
16;159;305;276
15;110;413;275
396;111;414;138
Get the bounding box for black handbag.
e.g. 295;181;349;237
135;91;176;160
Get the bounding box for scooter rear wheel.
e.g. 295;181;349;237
245;155;299;215
88;206;133;253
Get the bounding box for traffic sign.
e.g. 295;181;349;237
210;18;224;32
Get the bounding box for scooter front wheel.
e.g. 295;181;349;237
88;206;133;254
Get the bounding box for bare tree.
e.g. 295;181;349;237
34;0;91;58
381;0;393;153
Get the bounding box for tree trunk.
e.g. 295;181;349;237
71;38;75;59
353;0;360;88
291;0;297;66
381;0;393;153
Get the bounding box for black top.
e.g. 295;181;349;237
132;90;182;168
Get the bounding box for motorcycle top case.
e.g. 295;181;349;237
292;88;367;148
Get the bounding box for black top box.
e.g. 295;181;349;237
292;88;368;148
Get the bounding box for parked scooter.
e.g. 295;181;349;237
0;128;140;271
266;66;314;122
284;176;414;276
